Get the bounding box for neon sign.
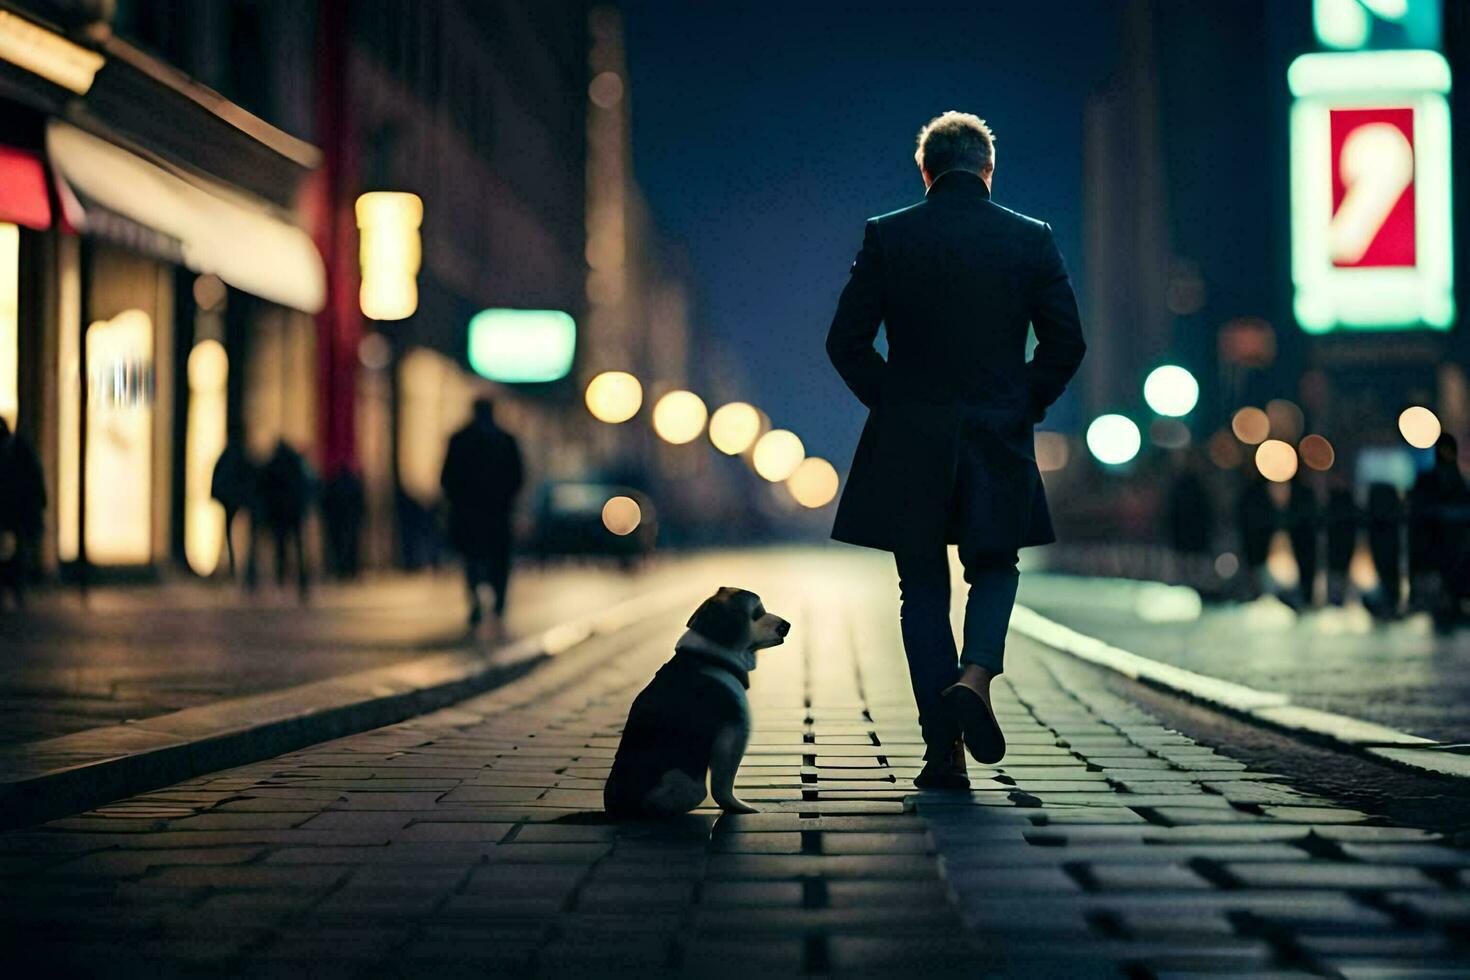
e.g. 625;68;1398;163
1289;50;1453;332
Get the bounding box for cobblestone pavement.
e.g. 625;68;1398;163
1;551;1467;977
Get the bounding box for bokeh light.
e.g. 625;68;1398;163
1299;434;1335;471
1231;407;1270;445
1034;431;1070;473
601;495;641;536
708;401;762;455
1255;439;1299;483
1266;399;1304;441
1398;406;1441;449
787;457;840;508
651;390;708;444
1142;365;1199;417
585;371;643;423
752;429;805;482
1086;414;1141;466
1207;430;1243;469
1149;418;1191;450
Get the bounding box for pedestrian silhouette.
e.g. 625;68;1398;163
1414;433;1470;628
321;469;365;579
1324;480;1358;607
1236;468;1275;600
1365;482;1404;619
0;418;46;606
210;437;255;577
247;440;315;600
441;397;524;627
1285;474;1320;609
1164;454;1214;557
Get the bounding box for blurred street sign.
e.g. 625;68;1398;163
468;309;576;383
1314;0;1441;52
1288;50;1453;333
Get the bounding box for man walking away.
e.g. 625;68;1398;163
441;397;524;627
0;418;46;606
826;111;1085;789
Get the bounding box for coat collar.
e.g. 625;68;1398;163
925;169;992;201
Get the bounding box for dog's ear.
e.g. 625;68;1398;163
687;590;751;648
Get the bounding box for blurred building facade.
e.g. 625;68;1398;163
1;0;704;579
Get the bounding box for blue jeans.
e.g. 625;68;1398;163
894;546;1019;758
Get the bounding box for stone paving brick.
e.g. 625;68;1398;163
2;563;1468;975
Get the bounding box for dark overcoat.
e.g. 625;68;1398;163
826;170;1086;555
439;422;524;558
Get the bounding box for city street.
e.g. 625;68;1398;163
3;549;1469;976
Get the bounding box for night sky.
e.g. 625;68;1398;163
623;1;1123;464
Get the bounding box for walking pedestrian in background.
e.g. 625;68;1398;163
247;440;315;600
1285;474;1320;610
1236;468;1275;600
0;418;46;607
1365;482;1404;620
441;397;524;628
211;436;255;577
1324;480;1359;608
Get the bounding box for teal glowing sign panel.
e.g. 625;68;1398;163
1314;0;1441;52
467;309;576;382
1288;51;1453;333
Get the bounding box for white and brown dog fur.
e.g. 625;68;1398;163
604;587;790;816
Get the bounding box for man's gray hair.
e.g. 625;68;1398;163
915;111;995;176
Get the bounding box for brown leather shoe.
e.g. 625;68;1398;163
913;741;970;790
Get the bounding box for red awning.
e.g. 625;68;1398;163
0;146;51;230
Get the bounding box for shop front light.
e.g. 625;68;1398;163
356;192;423;321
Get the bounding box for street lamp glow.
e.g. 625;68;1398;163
1300;434;1336;471
752;429;804;482
601;495;641;535
355;192;422;321
1142;365;1199;417
651;390;708;445
708;401;762;455
786;457;839;508
1231;407;1271;445
1399;406;1441;449
1085;414;1141;466
585;371;643;424
1256;439;1299;482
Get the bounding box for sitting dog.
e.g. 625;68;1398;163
604;587;790;816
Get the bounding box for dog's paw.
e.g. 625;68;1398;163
717;797;760;814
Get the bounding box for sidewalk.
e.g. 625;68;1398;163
1018;573;1470;746
1;550;1467;976
0;562;676;747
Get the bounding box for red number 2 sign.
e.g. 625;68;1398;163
1329;106;1416;268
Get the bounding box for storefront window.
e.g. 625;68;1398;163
0;222;17;429
84;308;154;565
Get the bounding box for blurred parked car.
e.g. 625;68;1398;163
529;481;656;567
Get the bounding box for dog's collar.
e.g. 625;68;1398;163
675;629;754;688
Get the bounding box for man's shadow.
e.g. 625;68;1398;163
548;809;756;842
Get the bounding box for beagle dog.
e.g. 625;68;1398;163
604;587;791;816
